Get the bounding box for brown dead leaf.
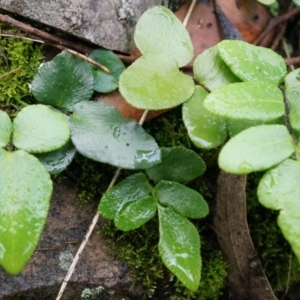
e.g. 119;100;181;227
214;172;277;300
96;91;169;122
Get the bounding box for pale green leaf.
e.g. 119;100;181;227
182;86;227;149
219;125;294;174
193;45;240;91
0;110;12;148
155;181;208;219
203;81;284;121
257;159;300;262
89;49;125;93
158;206;201;292
285;69;300;131
34;139;76;174
218;40;287;83
98;173;152;220
227;116;284;137
115;196;157;231
293;0;300;8
119;53;194;110
0;149;52;274
146;146;205;183
134;6;193;67
69;101;161;169
257;0;276;4
31;50;94;111
13;105;70;153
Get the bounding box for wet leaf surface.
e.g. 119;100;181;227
13;105;70;153
115;195;157;231
285;69;300;132
134;6;193;67
182;86;227;149
119;53;194;110
89;49;125;93
146;146;206;183
0;111;12;148
204;81;284;121
158;206;200;292
0;149;52;275
219;125;294;174
34;139;76;174
31;50;94;111
99;173;152;220
218;40;287;84
69;101;161;169
155;181;208;219
193;45;240;91
258;159;300;262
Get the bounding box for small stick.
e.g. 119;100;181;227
254;7;300;46
0;13;92;54
182;0;196;27
282;38;295;71
285;56;300;65
55;168;121;300
0;67;21;80
0;28;110;73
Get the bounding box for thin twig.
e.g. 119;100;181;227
281;253;292;300
55;168;121;300
182;0;196;27
0;67;21;80
282;38;295;71
0;33;44;44
270;22;287;51
254;7;300;46
0;13;110;73
285;56;300;65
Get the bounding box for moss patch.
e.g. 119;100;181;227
0;28;43;114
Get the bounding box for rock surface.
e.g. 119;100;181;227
0;179;137;300
0;0;184;53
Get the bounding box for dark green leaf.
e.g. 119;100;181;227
31;50;94;111
204;81;284;121
193;45;240;90
218;40;287;83
99;173;152;220
0;110;12;148
34;139;76;174
69;101;161;169
119;53;195;110
146;146;206;183
155;181;208;219
0;149;52;274
182;86;227;149
13;105;70;153
257;159;300;262
219;125;294;174
115;196;157;231
89;49;125;93
158;206;201;292
134;6;193;67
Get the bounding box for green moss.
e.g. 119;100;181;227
101;218;227;299
0;29;43;113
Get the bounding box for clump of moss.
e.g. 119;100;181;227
0;29;43;113
246;173;300;297
101;217;227;299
